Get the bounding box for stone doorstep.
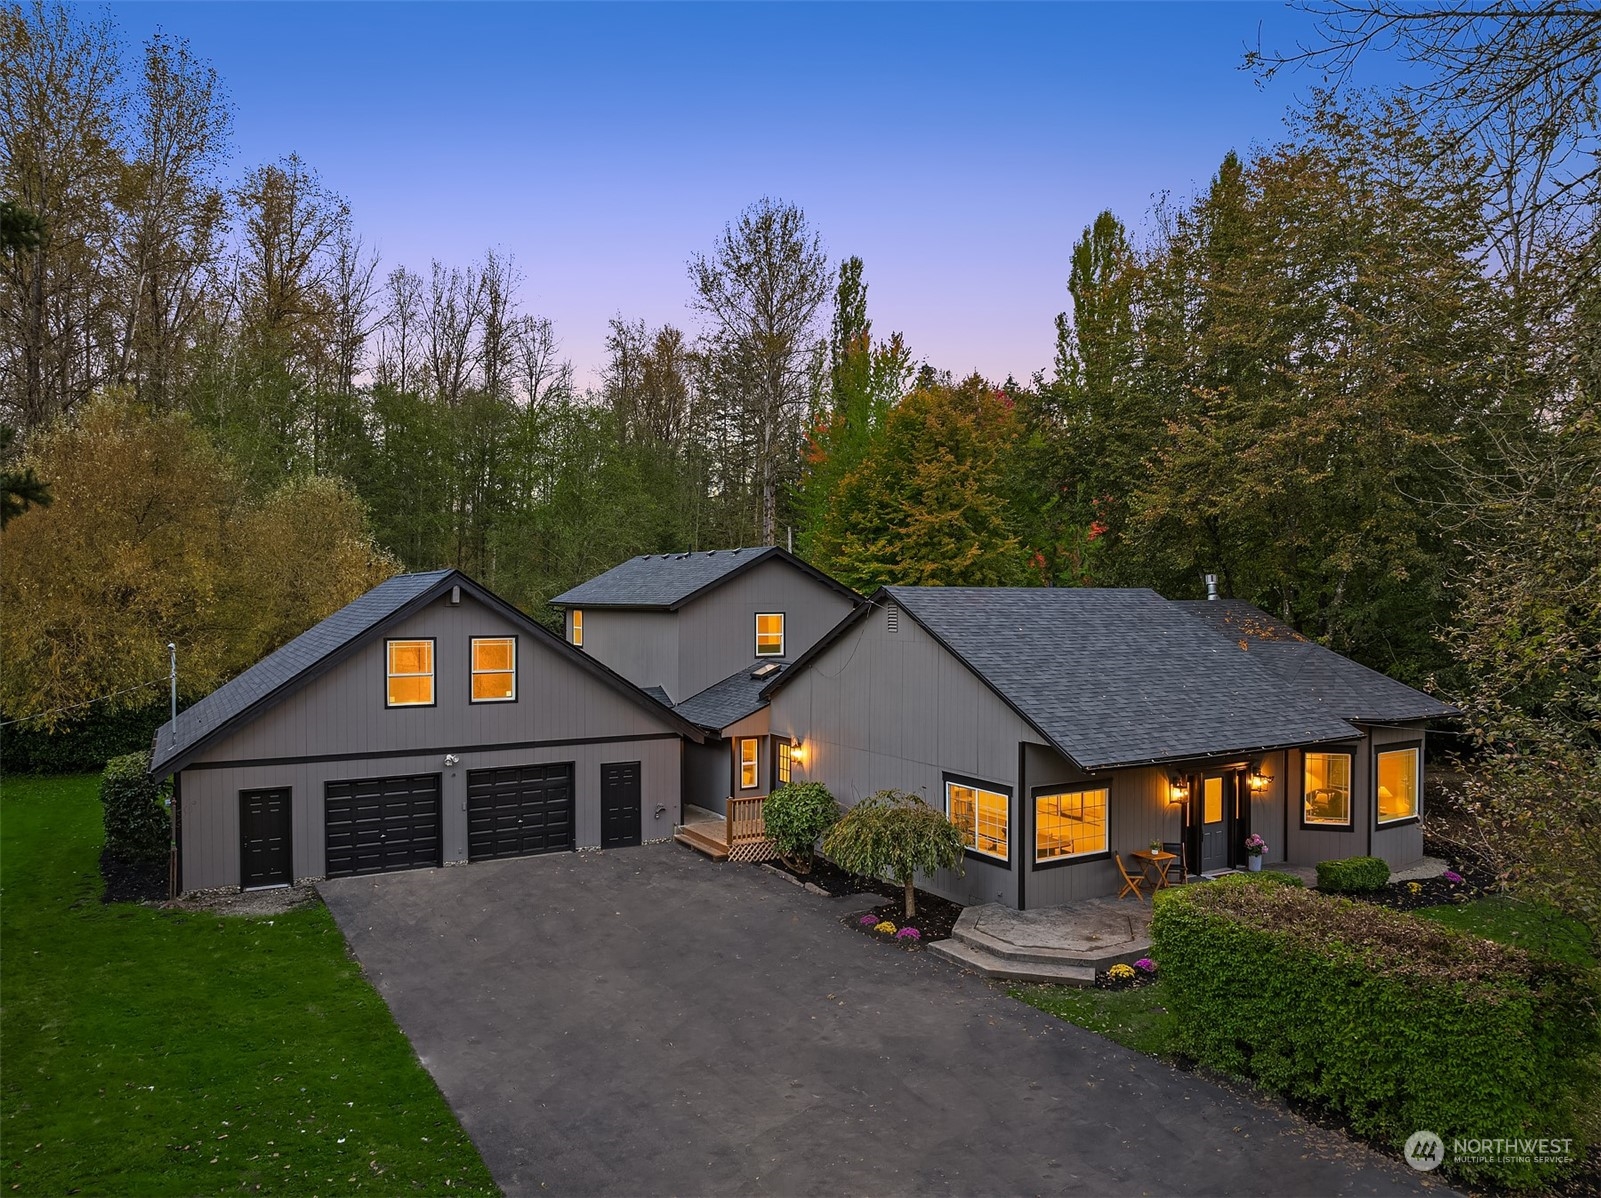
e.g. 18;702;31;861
928;938;1098;986
953;920;1152;970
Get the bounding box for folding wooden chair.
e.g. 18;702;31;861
1115;853;1145;901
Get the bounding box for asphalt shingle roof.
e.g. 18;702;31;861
1174;599;1458;723
550;547;856;609
885;587;1369;770
673;663;782;731
151;571;453;774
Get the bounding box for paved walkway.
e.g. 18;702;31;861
320;844;1447;1198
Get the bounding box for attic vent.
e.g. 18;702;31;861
886;605;899;634
447;585;461;606
750;662;781;680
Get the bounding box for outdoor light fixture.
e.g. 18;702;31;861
444;753;460;767
790;742;807;764
1247;765;1269;792
1168;775;1190;803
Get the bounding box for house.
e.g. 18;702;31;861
549;548;860;854
150;570;704;892
759;586;1455;910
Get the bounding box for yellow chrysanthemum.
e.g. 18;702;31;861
1108;963;1136;980
874;920;897;934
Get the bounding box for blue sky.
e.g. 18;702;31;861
107;2;1386;388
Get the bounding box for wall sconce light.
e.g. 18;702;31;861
1247;765;1269;793
444;753;459;768
790;742;807;764
1168;775;1190;803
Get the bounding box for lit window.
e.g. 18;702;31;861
471;637;516;702
777;742;792;785
1204;777;1224;824
386;639;434;707
1303;751;1352;826
571;609;584;648
739;739;758;790
755;613;784;657
947;780;1009;861
1376;747;1420;824
1035;787;1108;863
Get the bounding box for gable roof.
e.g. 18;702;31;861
549;547;859;610
765;587;1427;771
672;662;784;732
1173;599;1458;723
151;570;702;776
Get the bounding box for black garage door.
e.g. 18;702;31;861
467;763;574;861
324;774;442;878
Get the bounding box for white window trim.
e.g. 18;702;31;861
739;739;759;790
945;779;1009;862
755;613;785;658
1033;786;1110;864
1375;745;1421;826
470;636;517;703
571;609;584;648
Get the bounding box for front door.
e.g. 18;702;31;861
240;788;292;889
1199;774;1228;874
600;761;642;849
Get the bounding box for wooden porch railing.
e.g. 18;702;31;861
726;794;777;863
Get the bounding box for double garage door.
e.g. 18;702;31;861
321;761;637;879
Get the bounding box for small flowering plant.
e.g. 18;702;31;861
1107;963;1136;981
1443;869;1464;885
858;914;880;926
1244;833;1268;857
895;927;921;941
1407;881;1423;895
1133;957;1157;974
873;920;898;935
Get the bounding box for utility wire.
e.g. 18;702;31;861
0;678;167;729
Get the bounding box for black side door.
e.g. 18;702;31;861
240;788;292;888
600;761;642;849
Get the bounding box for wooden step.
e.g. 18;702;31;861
673;824;729;861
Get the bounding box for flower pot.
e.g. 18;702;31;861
1247;855;1262;872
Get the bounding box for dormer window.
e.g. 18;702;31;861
571;609;584;648
756;613;784;657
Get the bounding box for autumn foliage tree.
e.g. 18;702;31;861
0;397;398;726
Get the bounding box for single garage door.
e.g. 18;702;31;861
324;774;442;878
467;763;574;861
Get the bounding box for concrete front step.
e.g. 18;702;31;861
946;903;1153;972
929;938;1097;986
951;921;1150;970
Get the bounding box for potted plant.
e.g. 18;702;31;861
1149;839;1163;854
1244;833;1267;871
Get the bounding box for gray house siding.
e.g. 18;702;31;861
673;557;856;702
573;608;680;700
768;602;1027;908
1366;721;1427;869
683;740;728;816
177;590;684;891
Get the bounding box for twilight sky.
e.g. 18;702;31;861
107;2;1391;389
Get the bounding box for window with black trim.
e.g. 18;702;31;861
471;636;516;702
386;639;434;707
739;738;758;789
1376;746;1420;825
1035;786;1108;862
946;779;1009;861
776;741;792;785
755;613;784;657
1303;750;1352;826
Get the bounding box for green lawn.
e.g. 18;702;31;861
1009;981;1177;1056
1415;894;1598;970
1;773;496;1196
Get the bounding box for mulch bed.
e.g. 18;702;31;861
768;854;894;899
1094;964;1160;991
843;892;964;949
1347;840;1498;913
100;849;167;904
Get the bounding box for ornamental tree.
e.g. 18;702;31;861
821;789;965;919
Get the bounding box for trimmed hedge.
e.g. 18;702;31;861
1151;882;1600;1189
762;782;840;869
1;701;168;774
1316;855;1390;893
100;751;171;863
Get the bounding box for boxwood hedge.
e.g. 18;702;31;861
100;750;171;863
1315;855;1391;893
1151;881;1599;1189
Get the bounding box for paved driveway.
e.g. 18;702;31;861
320;845;1439;1197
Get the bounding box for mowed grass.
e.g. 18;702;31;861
1416;894;1597;970
1;773;496;1195
1009;981;1177;1057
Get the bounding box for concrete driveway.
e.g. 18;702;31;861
319;844;1440;1197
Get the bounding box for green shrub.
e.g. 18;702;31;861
1152;882;1600;1190
100;751;170;863
1210;869;1304;889
1;700;168;774
1316;855;1391;893
762;782;840;873
821;789;965;919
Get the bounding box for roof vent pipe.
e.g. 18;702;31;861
1205;573;1219;601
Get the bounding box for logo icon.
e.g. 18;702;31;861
1405;1130;1445;1171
